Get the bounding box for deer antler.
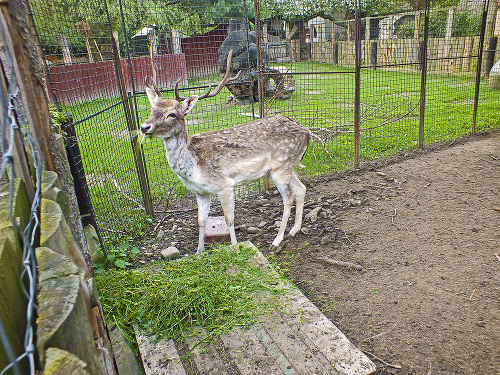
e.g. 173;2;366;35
145;75;161;97
146;30;162;97
175;49;241;101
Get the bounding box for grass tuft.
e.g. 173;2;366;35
95;243;291;343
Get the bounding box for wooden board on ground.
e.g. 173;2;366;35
136;242;376;375
135;332;186;375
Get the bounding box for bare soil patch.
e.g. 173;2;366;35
139;130;500;374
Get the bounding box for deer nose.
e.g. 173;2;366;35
141;124;152;134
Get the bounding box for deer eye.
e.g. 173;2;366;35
167;113;177;119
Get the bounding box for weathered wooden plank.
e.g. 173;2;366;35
251;248;375;375
277;288;375;374
40;198;90;277
253;325;297;374
135;331;187;375
184;331;231;375
44;348;89;375
220;325;284;375
0;228;29;375
258;312;335;374
108;324;143;375
457;37;466;72
36;247;106;375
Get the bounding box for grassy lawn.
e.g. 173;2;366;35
62;62;500;242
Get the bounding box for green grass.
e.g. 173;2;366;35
63;62;500;242
95;243;291;344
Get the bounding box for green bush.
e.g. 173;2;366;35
452;10;481;37
396;9;481;39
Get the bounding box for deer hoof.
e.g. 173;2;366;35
269;242;286;254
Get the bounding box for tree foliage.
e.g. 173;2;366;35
31;0;471;57
397;8;482;38
31;0;256;56
258;0;464;21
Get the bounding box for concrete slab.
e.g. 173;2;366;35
136;242;376;375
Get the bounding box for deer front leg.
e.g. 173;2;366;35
196;193;211;254
218;188;237;245
271;182;293;249
289;173;306;237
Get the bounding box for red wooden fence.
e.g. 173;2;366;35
182;24;228;77
46;54;188;104
46;25;229;104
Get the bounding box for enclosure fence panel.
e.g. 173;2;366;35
29;0;154;239
27;0;500;243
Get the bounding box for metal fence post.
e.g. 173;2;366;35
254;0;265;118
419;1;430;148
62;115;105;252
472;0;489;135
354;1;361;168
106;0;154;217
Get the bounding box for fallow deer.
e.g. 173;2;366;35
141;51;310;253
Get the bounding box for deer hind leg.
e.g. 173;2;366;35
271;173;294;249
218;187;237;245
289;172;306;237
196;193;211;254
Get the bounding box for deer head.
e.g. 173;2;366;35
141;50;240;140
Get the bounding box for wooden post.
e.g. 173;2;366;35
285;22;298;62
473;4;489;134
414;11;422;71
172;29;182;54
484;0;498;41
60;35;72;64
370;41;378;67
263;22;268;45
253;0;264;117
110;37;154;217
148;29;157;57
112;31;121;58
494;11;500;64
0;0;57;172
366;17;371;66
333;42;339;65
444;7;455;72
415;11;421;42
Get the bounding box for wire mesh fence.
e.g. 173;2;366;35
27;0;500;243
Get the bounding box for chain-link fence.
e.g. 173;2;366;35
28;0;500;243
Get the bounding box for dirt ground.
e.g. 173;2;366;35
139;129;500;374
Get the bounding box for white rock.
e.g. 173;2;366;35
305;206;322;223
161;246;180;260
349;198;362;207
247;227;261;234
156;229;165;240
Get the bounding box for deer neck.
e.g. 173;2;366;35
162;125;196;180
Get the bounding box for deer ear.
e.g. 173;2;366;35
180;95;199;115
146;87;159;106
